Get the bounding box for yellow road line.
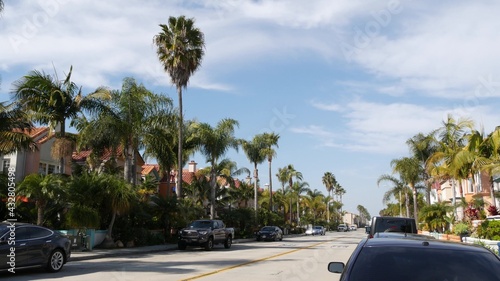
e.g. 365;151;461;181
178;240;334;281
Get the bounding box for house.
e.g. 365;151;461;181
0;127;68;182
72;146;145;184
430;172;500;220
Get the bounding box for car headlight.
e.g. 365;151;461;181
199;231;208;235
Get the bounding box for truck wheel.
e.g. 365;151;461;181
178;241;187;250
224;236;232;249
204;237;214;251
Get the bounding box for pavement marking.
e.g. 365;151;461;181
178;239;336;281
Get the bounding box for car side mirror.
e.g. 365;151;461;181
328;262;345;274
365;226;371;234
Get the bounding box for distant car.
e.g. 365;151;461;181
256;226;283;241
337;224;348;232
0;222;71;273
328;236;500;280
313;226;326;235
349;225;357;231
305;227;314;235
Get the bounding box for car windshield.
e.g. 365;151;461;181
349;246;500;281
188;221;212;229
261;227;275;231
374;219;412;233
314;226;322;229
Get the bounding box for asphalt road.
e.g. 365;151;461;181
2;230;367;281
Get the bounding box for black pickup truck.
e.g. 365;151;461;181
366;216;417;238
178;219;234;250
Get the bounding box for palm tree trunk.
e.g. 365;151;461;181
210;166;216;219
405;191;410;218
268;159;272;211
412;185;418;223
36;203;44;226
253;163;258;218
490;176;497;208
177;86;183;198
59;120;66;174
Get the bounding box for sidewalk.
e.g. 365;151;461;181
70;244;178;261
70;238;257;261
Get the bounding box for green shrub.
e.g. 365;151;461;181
476;221;500;241
453;222;470;236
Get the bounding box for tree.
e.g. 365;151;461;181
391;157;422;222
427;114;474;219
291;181;310;225
17;174;66;225
322;172;337;199
241;134;267;216
0;101;35;154
377;174;410;217
194;118;239;219
74;77;172;185
154;15;205;197
12;66;110;174
406;132;438;204
261;133;279;211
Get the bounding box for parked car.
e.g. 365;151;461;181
349;225;357;231
178;219;234;250
0;222;71;273
256;226;283;241
337;224;348;232
366;216;417;238
315;226;326;235
328;236;500;280
305;227;314;235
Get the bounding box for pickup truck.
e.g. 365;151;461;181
178;219;234;250
366;216;417;238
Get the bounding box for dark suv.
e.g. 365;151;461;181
366;216;417;238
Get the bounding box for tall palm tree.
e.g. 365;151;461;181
0;101;35;154
291;181;310;225
12;66;110;174
154;15;205;198
194;118;239;219
377;174;410;217
407;132;438;204
391;156;423;222
261;132;279;211
241;134;267;215
427;115;474;219
322;172;337;199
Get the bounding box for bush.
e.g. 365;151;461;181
476;220;500;241
453;222;470;236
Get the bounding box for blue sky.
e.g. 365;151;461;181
2;0;500;216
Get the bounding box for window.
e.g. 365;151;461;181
2;159;10;172
39;163;47;174
47;164;56;174
29;227;52;239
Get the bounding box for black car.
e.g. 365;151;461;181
256;226;283;241
0;222;71;273
328;236;500;281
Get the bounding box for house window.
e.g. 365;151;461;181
468;178;473;193
39;163;47;175
47;164;56;174
2;159;10;172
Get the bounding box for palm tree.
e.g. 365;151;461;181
322;172;337;199
0;101;35;154
291;181;310;225
261;132;279;211
407;132;438;204
154;15;205;198
12;66;110;174
377;174;410;217
74;77;172;185
427;115;474;219
194;118;239;219
241;134;267;216
17;173;66;225
391;156;422;222
419;202;453;232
